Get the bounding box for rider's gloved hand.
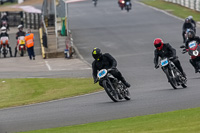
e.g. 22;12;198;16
182;49;187;54
94;78;98;84
111;67;117;70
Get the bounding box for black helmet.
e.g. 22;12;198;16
187;30;195;39
92;48;102;60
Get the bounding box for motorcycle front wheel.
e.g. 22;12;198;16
103;80;119;102
164;68;178;89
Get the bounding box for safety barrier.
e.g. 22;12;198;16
164;0;200;11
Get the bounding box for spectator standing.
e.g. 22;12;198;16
25;29;35;60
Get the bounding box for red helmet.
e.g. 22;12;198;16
154;38;163;50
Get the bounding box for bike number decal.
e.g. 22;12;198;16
97;69;107;79
19;40;25;44
189;41;196;49
0;37;8;41
161;58;168;66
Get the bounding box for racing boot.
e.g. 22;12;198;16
189;59;198;73
9;47;12;57
121;77;131;88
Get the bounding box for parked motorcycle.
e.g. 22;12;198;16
118;0;125;10
1;20;9;30
157;57;187;89
15;36;26;57
0;36;9;58
180;41;200;73
97;69;131;102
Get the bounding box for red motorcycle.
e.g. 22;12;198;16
15;36;26;57
181;40;200;73
118;0;125;10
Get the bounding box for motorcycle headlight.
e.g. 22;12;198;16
122;1;125;3
193;50;199;56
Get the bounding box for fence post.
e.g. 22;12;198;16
20;11;23;25
34;13;36;29
38;14;40;29
29;13;32;29
25;13;27;28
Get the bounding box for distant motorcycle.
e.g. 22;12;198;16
118;0;125;10
15;36;26;57
125;1;131;12
93;0;97;7
97;68;131;102
180;41;200;73
0;36;9;58
157;57;187;89
183;28;192;43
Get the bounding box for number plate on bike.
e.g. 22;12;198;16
97;69;107;79
161;58;168;66
19;40;25;44
189;41;196;49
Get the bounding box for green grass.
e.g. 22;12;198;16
19;107;200;133
0;2;17;6
140;0;200;21
0;78;102;109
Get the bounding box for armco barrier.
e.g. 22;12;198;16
165;0;200;11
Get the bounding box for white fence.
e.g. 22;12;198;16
165;0;200;11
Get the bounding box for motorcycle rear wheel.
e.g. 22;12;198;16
21;49;24;56
123;87;131;100
3;48;7;58
181;83;187;88
103;80;119;102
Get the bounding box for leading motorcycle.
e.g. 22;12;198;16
118;0;125;10
157;57;187;89
97;68;131;102
180;40;200;73
0;36;9;58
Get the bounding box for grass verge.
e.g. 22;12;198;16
19;107;200;133
0;78;102;109
0;2;17;6
140;0;200;21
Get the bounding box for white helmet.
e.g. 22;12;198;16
1;26;6;33
188;16;193;20
17;24;23;29
3;12;7;16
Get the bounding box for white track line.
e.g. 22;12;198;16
45;61;52;71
